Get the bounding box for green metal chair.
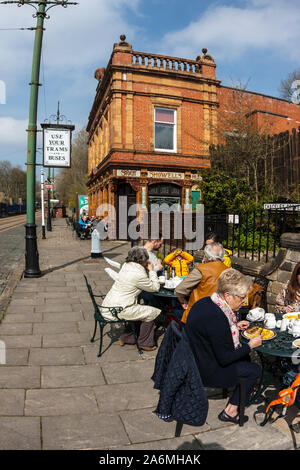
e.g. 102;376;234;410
83;275;143;357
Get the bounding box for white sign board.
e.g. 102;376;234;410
43;128;71;168
264;203;300;211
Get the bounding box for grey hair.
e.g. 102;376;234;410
217;268;252;297
125;247;149;265
204;242;225;262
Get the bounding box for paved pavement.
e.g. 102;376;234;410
0;218;299;451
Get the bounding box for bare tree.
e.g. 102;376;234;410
279;68;300;102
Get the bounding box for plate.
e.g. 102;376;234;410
242;327;276;341
283;312;300;321
163;285;175;290
292;338;300;348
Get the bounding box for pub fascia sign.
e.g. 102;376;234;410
116;169;202;181
41;123;75;168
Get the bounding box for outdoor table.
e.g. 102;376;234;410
241;320;300;405
152;286;181;327
153;286;178;299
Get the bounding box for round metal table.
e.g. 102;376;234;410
152;286;177;299
241;321;300;404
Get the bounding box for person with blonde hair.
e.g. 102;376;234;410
184;268;262;425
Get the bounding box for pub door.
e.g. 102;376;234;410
117;183;137;240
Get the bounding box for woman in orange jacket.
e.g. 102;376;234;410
163;249;194;277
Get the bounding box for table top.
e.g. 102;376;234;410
241;321;299;358
153;286;177;298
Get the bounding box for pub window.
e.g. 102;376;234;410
154;108;176;152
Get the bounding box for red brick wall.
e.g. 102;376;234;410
218;86;300;135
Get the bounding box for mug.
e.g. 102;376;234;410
264;319;276;329
265;313;275;320
280;318;289;332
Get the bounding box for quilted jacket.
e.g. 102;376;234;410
152;322;208;427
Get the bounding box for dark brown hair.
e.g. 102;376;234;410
288;262;300;301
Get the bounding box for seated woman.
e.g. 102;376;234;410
101;246;161;351
275;262;300;314
184;268;262;425
164;249;194;277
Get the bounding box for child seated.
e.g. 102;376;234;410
163;249;194;278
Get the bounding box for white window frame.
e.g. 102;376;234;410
154;107;177;153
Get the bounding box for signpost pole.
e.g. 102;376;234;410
41;168;46;239
47;167;52;231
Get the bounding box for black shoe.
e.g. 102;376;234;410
218;409;249;424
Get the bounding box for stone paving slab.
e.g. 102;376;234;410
94;381;159;412
119;408;210;444
42;332;90;348
0;334;42;349
0;389;25;415
41;365;105;388
32;321;78;335
28;347;85;366
0;417;41;450
25;387;98;416
42;413;130;450
0;366;40;388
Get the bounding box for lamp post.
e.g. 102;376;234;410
0;0;78;278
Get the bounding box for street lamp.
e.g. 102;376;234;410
0;1;78;278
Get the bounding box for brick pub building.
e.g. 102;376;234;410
86;35;300;236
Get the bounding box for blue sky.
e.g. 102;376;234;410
0;0;300;170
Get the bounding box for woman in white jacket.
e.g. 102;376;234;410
101;247;161;351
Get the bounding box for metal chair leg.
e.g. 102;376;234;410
239;377;247;427
97;324;104;357
175;421;183;437
90;319;98;343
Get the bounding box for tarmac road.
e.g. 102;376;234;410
0;217;42;295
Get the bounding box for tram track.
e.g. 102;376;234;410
0;212;42;233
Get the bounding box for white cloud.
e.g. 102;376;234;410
160;0;300;63
0;117;27;147
0;0;141;81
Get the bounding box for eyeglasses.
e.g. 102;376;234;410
233;294;247;302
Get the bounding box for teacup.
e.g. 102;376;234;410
247;307;265;322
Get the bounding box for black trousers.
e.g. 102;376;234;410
229;361;261;406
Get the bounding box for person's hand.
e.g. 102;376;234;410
182;303;188;309
157;259;163;270
237;320;249;331
249;335;263;349
147;261;154;271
